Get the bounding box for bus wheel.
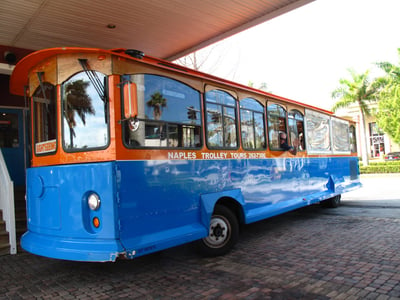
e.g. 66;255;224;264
321;195;341;208
197;205;239;257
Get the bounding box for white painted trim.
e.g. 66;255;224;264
0;63;14;75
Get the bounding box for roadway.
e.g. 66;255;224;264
0;174;399;299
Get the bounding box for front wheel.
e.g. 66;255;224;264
196;205;239;257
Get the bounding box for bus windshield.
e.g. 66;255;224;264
62;71;109;151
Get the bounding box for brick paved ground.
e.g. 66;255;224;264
1;204;400;299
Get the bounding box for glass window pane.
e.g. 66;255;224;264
206;103;223;147
205;89;236;107
305;110;331;153
267;104;286;150
240;98;266;150
240;109;254;149
62;71;109;150
240;98;264;112
32;83;57;154
224;106;237;147
206;90;237;149
288;110;305;151
332;118;350;153
254;112;266;149
124;74;202;148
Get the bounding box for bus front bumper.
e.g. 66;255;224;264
21;231;126;262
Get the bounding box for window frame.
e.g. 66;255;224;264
239;97;266;151
305;109;332;154
288;109;305;151
61;71;110;153
267;103;288;151
121;74;202;149
32;82;58;156
205;89;239;150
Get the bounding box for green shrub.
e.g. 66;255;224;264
359;161;400;174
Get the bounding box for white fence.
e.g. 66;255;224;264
0;149;16;254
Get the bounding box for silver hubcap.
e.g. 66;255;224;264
203;215;230;248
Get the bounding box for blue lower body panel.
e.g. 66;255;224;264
23;162;123;262
21;231;124;262
22;156;360;261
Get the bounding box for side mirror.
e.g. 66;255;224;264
123;81;138;119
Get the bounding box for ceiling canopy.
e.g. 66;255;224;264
1;0;314;60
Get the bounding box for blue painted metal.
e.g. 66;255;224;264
21;156;360;261
22;162;124;262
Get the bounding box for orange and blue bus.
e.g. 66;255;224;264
10;47;360;262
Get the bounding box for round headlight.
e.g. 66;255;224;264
88;193;101;211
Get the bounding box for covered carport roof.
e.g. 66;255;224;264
1;0;314;61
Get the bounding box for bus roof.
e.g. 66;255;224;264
10;47;333;115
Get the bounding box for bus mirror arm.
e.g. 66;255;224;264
118;116;140;132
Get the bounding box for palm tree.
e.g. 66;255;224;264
331;69;380;166
375;49;400;144
64;79;95;148
147;92;167;120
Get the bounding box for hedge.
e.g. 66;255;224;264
359;160;400;174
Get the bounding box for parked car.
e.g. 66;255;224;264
385;152;400;161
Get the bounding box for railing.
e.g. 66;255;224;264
0;149;16;254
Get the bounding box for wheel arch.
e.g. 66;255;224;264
216;197;245;226
199;189;245;229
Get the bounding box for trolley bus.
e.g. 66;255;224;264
10;47;360;262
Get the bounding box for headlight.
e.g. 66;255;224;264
88;193;101;211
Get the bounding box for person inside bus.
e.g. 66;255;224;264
279;132;297;155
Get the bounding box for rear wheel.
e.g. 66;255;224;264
321;195;341;208
197;205;239;256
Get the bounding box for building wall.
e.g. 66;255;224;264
0;46;33;108
336;102;400;159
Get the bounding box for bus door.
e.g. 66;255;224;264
0;108;27;186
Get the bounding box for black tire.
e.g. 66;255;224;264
196;205;239;257
321;195;341;208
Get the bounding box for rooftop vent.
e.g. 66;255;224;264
125;49;144;59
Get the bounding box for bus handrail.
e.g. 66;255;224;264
0;149;17;254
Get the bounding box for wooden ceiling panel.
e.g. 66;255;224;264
0;0;314;60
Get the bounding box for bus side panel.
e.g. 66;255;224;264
22;162;124;262
116;156;360;258
117;160;208;258
241;156;360;223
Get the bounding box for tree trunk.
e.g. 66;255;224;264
358;107;369;166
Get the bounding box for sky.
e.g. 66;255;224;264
185;0;400;111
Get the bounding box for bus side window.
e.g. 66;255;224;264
267;103;287;150
122;74;202;148
305;109;331;153
288;109;305;151
205;90;238;149
32;82;57;155
240;98;266;150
